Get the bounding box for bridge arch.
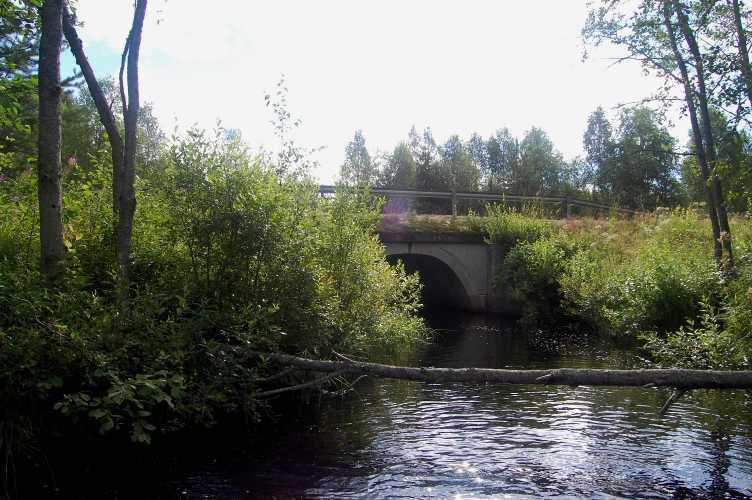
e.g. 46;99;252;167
380;233;521;314
384;243;479;311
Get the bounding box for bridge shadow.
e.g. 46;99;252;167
386;253;471;311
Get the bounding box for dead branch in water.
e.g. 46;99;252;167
254;371;344;398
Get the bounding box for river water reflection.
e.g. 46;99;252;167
169;311;752;498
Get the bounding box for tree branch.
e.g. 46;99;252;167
116;0;147;316
659;388;689;415
119;34;130;118
257;366;297;384
61;1;124;216
254;371;345;398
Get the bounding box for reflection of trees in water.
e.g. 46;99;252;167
421;312;528;368
707;421;732;497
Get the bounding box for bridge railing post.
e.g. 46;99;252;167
562;196;572;219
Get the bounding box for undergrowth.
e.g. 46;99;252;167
475;204;752;369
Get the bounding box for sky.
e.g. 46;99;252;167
62;0;686;183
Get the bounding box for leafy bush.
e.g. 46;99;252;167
480;207;732;359
500;236;570;323
644;238;752;369
641;299;728;369
561;239;721;337
0;126;426;468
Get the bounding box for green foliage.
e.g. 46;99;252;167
643;234;752;369
558;211;722;337
514;127;567;196
583;106;683;210
0;0;39;175
478;207;746;367
264;75;320;177
641;299;728;369
61;78;166;178
501;236;570;323
439;134;480;192
0;125;425;462
370;126;589;208
478;204;553;251
380;142;417;189
681;109;752;213
340;130;377;186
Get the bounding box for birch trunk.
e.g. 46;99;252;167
731;0;752;111
62;0;148;318
674;0;734;270
663;1;723;263
37;0;66;284
115;0;147;313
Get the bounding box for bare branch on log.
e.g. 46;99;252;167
254;371;345;398
257;367;297;384
659;389;689;415
252;351;752;390
332;351;359;364
321;374;370;397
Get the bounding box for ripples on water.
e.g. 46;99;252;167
169;312;752;499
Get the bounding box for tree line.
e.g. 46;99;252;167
340;106;687;211
340;108;752;219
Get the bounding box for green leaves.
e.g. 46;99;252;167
1;121;425;456
51;369;185;444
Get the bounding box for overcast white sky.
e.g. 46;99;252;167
62;0;685;183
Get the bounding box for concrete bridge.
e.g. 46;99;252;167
380;230;517;314
320;185;640;314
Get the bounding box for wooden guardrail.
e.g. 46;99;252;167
318;185;642;217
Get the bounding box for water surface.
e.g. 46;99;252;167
168;312;752;498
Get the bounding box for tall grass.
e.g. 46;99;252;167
477;207;752;368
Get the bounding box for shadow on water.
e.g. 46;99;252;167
150;309;752;499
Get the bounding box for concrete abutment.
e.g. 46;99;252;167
380;232;519;315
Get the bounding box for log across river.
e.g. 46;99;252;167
255;350;752;390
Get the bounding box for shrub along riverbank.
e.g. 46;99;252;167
474;205;752;369
0;128;427;491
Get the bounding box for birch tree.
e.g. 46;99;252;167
37;0;65;283
584;0;734;269
62;0;148;316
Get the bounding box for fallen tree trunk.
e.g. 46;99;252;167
254;352;752;390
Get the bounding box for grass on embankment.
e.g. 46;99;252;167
378;213;483;234
471;204;752;369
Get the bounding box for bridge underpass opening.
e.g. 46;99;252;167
386;253;471;311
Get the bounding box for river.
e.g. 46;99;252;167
162;311;752;498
